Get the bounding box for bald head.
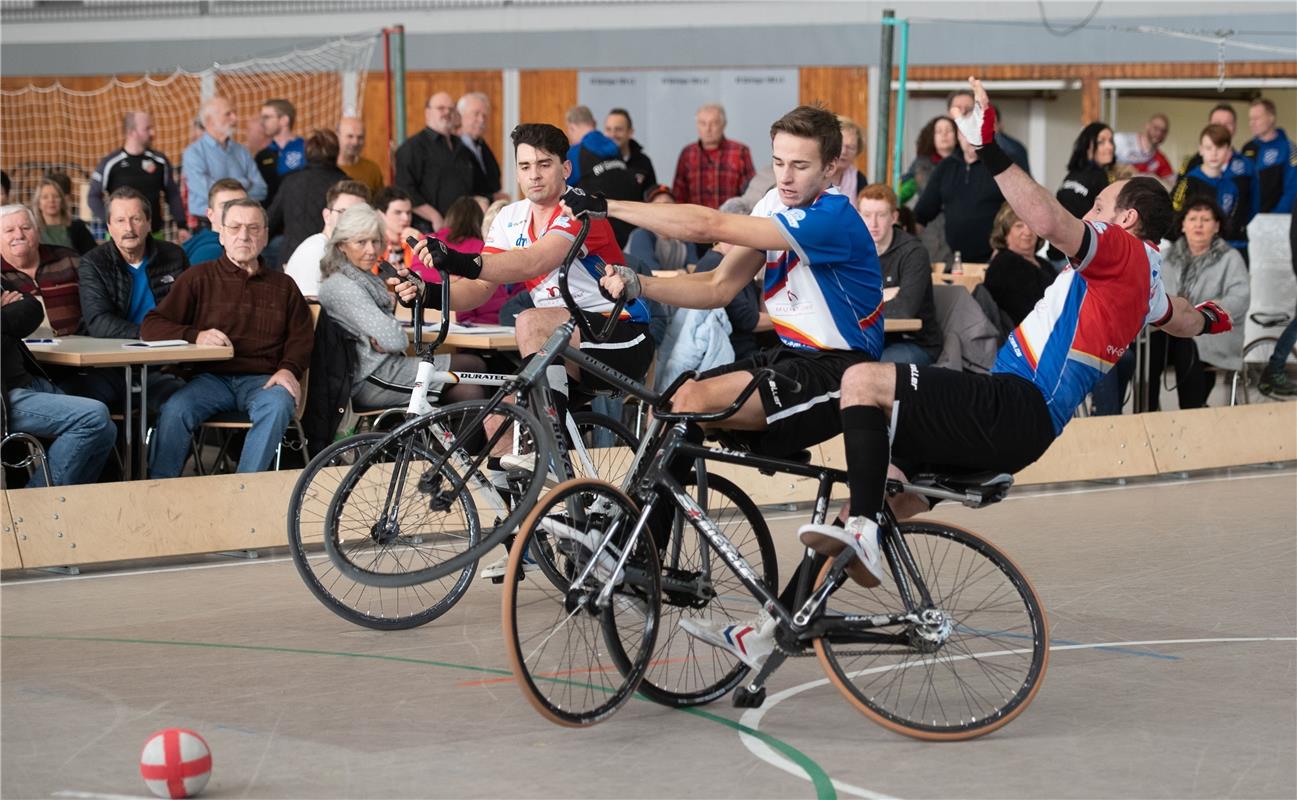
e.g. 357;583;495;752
338;116;365;161
425;92;455;135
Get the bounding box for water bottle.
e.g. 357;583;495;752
951;250;963;275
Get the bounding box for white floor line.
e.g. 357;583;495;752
52;791;154;800
736;635;1297;800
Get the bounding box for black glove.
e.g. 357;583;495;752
425;237;483;279
563;186;608;219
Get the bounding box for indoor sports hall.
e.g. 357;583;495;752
2;3;1294;799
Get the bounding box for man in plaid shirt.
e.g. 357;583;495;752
672;104;756;210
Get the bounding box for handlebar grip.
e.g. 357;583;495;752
767;370;802;395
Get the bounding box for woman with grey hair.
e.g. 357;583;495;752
316;204;485;409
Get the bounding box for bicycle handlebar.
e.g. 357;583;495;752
556;217;628;344
653;367;800;423
395;241;453;357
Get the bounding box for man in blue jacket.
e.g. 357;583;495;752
1242;98;1297;214
564;105;641;246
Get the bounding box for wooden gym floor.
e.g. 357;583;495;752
2;466;1294;799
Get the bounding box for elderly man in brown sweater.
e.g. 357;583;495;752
142;198;313;478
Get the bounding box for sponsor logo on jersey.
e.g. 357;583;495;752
781;208;806;229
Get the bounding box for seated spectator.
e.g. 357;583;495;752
75;187;189;411
182;178;247;265
856;184;941;365
141;198;313;478
983;203;1056;326
426;195;516;326
624;186;696;272
2;290;116;487
831;116;867;204
267;129;350;264
1148;198;1249;410
316;205;484;409
914;127;1003;264
1057;122;1116;220
31;177;95;255
1171;124;1257;259
0;204;82;335
374;186;420;270
283;179;370;298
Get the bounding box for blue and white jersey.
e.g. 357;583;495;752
751;188;884;356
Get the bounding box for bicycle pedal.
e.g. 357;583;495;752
731;686;766;708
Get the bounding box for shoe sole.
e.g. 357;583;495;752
799;531;882;588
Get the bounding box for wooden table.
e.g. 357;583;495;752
885;318;921;333
26;336;233;478
405;325;520;351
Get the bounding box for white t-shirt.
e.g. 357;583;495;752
284;233;327;297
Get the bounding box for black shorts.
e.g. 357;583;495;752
569;312;655;401
696;347;874;456
891;365;1056;477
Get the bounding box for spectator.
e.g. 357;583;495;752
1241;97;1297;214
947;89;1028;171
317;205;485;410
267;129;350;263
30;177;95;255
856;183;942;365
565;104;640;246
457;92;507;201
1057;122;1117;220
0;204;82;335
254;98;306;206
1172;124;1258;258
1115;113;1174;185
671;103;755;210
1148;197;1249;409
75;187;189;410
0;171;9;204
914;125;1004;264
88;111;188;240
1181;102;1238;176
142;198;313;478
831;116;867;204
434;195;485;256
624;185;696;272
604;107;657;191
2;290;116;487
243;117;269;160
336;116;384;197
394;91;476;231
182;96;267;221
983;203;1056;326
373;186;420;270
900;115;958;263
284;179;370;298
182;179;247;266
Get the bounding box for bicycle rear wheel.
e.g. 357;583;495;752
288;433;475;629
569;410;638;487
813;520;1049;740
1241;336;1297;403
502;478;660;727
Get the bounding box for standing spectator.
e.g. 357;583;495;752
142;198;313;478
394;91;476;231
604;108;657;191
373;186;420;271
671;103;755;210
267;129;350;263
284;179;371;298
856;183;941;365
1115;113;1174;185
88;111;188;240
30;177;95;255
0;204;82;335
75;187;188;410
914;127;1004;264
336;116;384;197
457;92;507;201
1241;97;1297;214
1057;122;1117;220
947;89;1029;171
183;96;267;221
1172;124;1258;258
182;179;247;266
565;104;640;246
831;116;867;205
2;291;116;487
983;203;1056;326
1148;197;1249;410
900;115;958;263
254;99;306;207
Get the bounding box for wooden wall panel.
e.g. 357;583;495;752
799;67;871;177
1;491;22;571
519;69;577;131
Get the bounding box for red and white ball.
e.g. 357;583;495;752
138;728;212;799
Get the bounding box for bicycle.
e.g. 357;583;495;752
1241;311;1297;402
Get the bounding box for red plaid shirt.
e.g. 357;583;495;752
672;138;756;209
1;245;83;335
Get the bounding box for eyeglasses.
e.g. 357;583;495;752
225;223;265;235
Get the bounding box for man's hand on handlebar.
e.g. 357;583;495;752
410;235;483;279
561;186;608;219
600;264;641;301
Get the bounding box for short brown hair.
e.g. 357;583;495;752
106;186;152;222
326;179;370;208
989;202;1031;252
220;197;267;227
263;98;296;128
207;177;246;207
305;129;340;164
856;183;897;212
1200;124;1232;148
769;104;842;166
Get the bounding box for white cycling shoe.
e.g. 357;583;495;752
538;515;624;585
678;611;777;670
797;516;886;588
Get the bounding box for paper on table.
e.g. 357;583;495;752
23;338;60;345
123;339;190;348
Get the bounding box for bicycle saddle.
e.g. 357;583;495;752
1250;312;1292;328
908;471;1014;507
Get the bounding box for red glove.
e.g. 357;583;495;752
1196;300;1232;335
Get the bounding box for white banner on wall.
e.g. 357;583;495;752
578;68;798;195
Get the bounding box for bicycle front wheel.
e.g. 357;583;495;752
813;520;1049;740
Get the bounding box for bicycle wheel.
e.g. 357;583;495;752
1241;336;1297;403
569;410;638;487
323;399;550;588
502;478;661;727
287;433;476;630
613;472;777;708
813;520;1049;741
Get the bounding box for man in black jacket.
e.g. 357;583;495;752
395;91;477;231
914;133;1005;264
604;108;657;192
2;291;117;486
458;92;507;201
75;187;188;411
267;129;350;263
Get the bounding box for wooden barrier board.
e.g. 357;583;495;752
1;491;22;570
1142;403;1296;474
1015;413;1159;484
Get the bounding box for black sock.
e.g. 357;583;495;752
841;404;890;523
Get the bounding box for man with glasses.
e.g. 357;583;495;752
284;179;371;297
142;198;314;478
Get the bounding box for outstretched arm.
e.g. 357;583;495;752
598;198;789;253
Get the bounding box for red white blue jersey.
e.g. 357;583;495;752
752;188;884;356
482;199;649;323
993;220;1171;434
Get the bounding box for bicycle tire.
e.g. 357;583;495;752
323;399;550;588
813;519;1049;741
502;478;660;727
570;410;639;487
287;433;476;629
1241;336;1297;403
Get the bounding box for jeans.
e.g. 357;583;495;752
880;341;935;366
1090;348;1137;416
150;372;296;478
1267;313;1297;375
6;377;117;487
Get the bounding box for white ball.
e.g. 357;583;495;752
139;728;212;799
